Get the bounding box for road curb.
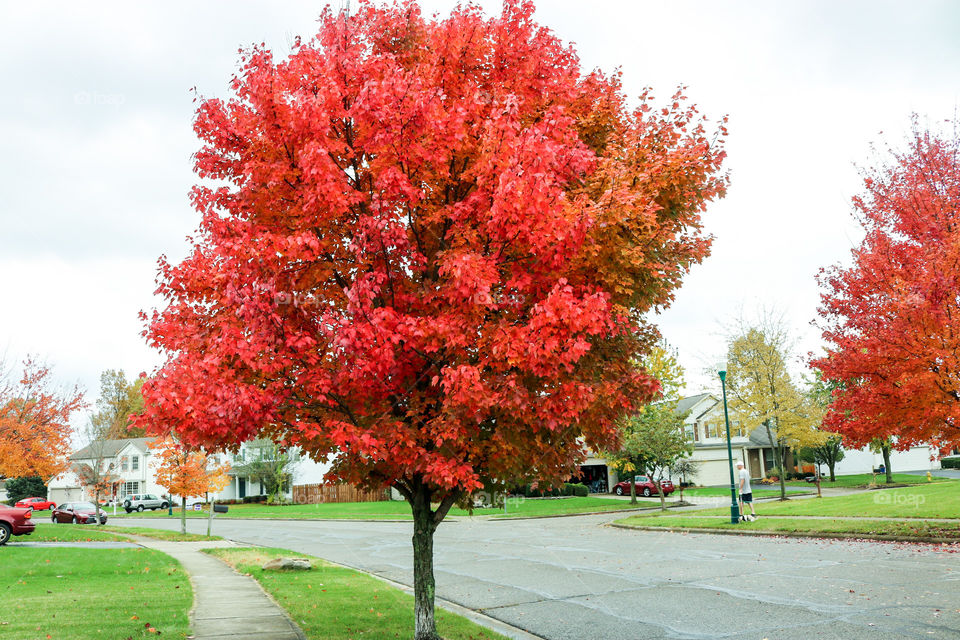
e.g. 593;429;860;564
607;522;960;545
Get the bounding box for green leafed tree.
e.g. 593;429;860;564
232;439;300;503
91;370;145;439
4;476;47;505
607;342;692;508
799;436;845;482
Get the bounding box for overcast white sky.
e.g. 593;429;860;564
2;1;959;427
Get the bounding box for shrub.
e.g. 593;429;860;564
518;483;588;498
569;483;589;497
242;494;268;504
766;467;782;479
941;457;960;469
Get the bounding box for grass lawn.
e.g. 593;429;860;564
643;482;960;519
24;522;132;542
96;525;223;542
0;547;193;639
615;514;960;539
107;496;662;521
784;473;950;489
24;522;223;543
680;487;808;499
206;547;509;640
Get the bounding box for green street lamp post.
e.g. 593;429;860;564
717;362;741;524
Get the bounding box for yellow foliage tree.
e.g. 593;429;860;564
725;318;828;500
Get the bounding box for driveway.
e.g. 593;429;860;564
115;513;960;640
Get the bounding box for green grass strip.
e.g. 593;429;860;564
614;514;960;539
205;547;510;640
107;496;663;520
646;482;960;519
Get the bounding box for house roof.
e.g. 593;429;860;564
70;437;155;461
676;393;717;419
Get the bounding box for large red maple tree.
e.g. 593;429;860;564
814;120;960;454
140;2;726;637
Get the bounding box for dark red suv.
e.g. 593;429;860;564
0;505;36;545
612;475;675;497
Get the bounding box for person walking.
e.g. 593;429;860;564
737;460;756;521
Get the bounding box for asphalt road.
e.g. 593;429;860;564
116;513;960;640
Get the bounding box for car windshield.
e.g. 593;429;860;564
74;502;96;511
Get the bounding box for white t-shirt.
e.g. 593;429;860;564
738;468;751;495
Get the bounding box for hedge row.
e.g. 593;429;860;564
515;483;589;498
942;457;960;469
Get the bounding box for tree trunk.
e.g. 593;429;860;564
94;488;102;525
764;421;787;500
656;478;666;511
882;445;893;483
181;495;187;535
828;458;836;482
629;478;636;505
411;488;439;640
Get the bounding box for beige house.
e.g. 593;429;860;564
677;393;775;485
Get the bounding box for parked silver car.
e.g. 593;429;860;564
123;494;169;513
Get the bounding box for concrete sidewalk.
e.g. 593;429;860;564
130;537;306;640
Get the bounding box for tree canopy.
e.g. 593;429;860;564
0;356;85;480
814;120;960;453
139;2;726;637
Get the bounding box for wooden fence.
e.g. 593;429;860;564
292;483;390;505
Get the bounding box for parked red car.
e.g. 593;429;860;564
14;497;56;511
51;502;107;525
612;475;675;497
0;505;36;544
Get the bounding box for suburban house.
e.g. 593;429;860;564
678;393;774;485
48;437;331;505
48;437;161;505
676;392;942;485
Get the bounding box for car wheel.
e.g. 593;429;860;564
0;523;11;545
73;516;80;525
615;486;624;496
137;505;145;512
51;513;57;523
642;487;652;497
160;502;169;510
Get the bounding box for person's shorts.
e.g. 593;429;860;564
740;492;753;503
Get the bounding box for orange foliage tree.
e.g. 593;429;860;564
152;437;231;533
0;356;86;480
814;120;960;454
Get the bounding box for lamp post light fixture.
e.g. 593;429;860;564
717;361;741;525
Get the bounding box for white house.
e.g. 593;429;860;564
48;437;331;505
674;392;942;486
48;437;163;505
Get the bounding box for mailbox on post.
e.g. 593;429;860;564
208;502;229;537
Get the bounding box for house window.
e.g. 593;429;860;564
693;422;700;441
121;456;129;472
122;481;139;496
132;456;140;471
